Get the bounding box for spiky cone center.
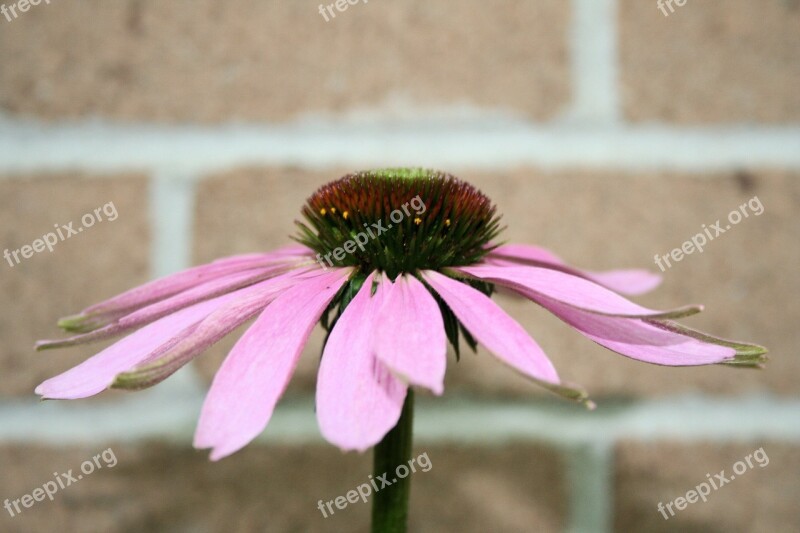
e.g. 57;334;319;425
296;169;503;280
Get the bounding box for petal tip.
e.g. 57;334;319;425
199;442;240;462
722;344;769;369
34;340;58;351
57;313;102;333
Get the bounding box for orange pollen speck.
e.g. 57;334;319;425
343;211;349;219
444;219;451;226
319;208;327;215
414;217;422;225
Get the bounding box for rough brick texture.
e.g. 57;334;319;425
1;1;797;530
615;441;800;532
0;442;566;533
0;0;570;123
620;0;800;123
0;174;150;397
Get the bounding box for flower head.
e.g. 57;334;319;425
36;169;766;460
297;168;501;277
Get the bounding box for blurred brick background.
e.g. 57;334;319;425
1;1;798;532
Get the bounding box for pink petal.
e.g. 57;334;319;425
421;270;560;385
455;264;698;319
540;298;735;365
194;267;352;461
643;320;767;368
317;273;408;451
37;264;312;350
487;244;661;295
111;269;316;390
81;244;315;318
584;269;662;296
373;274;447;395
489;244;563;264
459;263;758;367
34;292;244;400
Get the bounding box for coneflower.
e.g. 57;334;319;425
36;168;766;532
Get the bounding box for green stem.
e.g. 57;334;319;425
371;390;414;533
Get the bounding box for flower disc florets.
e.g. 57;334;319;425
296;168;503;279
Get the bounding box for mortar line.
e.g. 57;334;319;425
566;441;614;533
1;120;799;173
566;0;620;124
1;395;798;445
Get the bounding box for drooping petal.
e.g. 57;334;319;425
541;298;737;366
110;268;318;390
37;264;314;351
194;267;352;461
455;264;763;367
487;244;661;295
34;291;245;400
317;273;408;451
63;245;315;330
422;270;591;406
455;264;699;319
487;244;562;264
645;319;767;368
373;274;447;395
586;270;663;297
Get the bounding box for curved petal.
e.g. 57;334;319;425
63;245;316;330
34;291;245;400
586;270;663;296
317;273;408;452
37;264;314;350
194;267;352;461
487;244;661;295
110;268;318;390
373;274;447;395
455;264;700;319
488;244;562;264
541;298;736;366
422;270;591;406
644;320;767;368
460;264;764;368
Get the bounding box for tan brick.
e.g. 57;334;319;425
0;442;566;532
452;168;798;398
0;174;150;397
192;167;797;400
0;0;569;123
614;441;800;532
620;0;800;123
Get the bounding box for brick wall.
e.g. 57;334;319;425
1;1;798;531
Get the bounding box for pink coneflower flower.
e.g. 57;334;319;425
36;169;766;462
